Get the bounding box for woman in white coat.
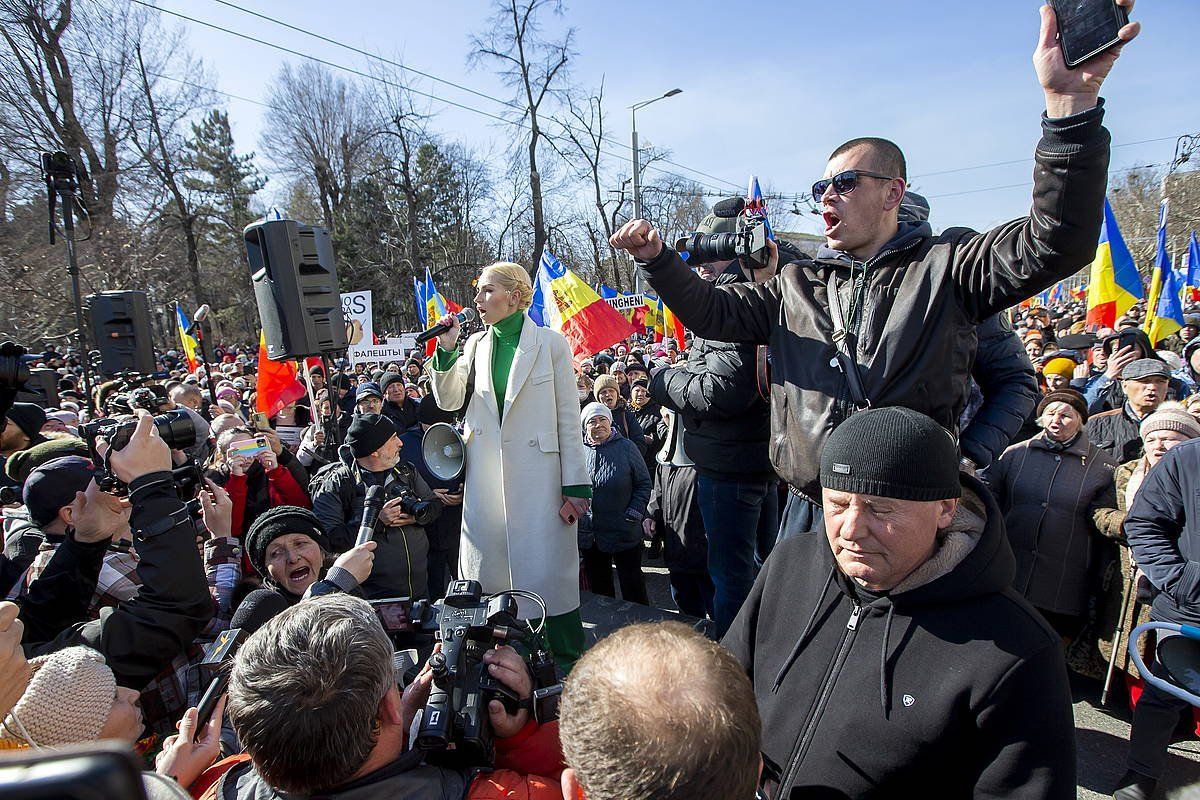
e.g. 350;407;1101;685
426;262;591;669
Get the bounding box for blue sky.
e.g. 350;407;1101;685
159;0;1197;238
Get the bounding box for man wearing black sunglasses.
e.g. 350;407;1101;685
612;2;1139;542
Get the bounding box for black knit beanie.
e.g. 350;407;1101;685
245;505;330;577
379;371;405;396
820;407;961;501
346;413;397;458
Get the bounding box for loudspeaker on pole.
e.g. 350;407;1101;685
244;218;347;360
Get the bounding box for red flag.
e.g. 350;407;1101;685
256;331;306;417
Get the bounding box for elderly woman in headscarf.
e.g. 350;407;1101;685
982;389;1123;642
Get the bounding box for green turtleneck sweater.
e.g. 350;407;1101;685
432;311;590;498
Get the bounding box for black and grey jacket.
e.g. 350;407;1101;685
723;475;1076;798
639;105;1112;500
311;445;441;601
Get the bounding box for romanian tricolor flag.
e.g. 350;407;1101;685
255;331;306;418
642;293;660;333
175;303;199;373
654;296;687;350
529;249;636;362
1086;199;1142;328
1144;199;1184;345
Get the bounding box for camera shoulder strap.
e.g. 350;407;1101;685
825;272;871;410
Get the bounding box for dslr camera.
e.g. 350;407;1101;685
415;580;561;768
79;409;200;503
675;193;771;267
382;471;439;527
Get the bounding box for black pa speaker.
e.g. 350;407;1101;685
85;291;155;377
14;368;60;408
245;218;347;360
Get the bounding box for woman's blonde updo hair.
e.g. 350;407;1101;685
481;262;534;311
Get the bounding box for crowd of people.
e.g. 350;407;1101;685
2;3;1194;798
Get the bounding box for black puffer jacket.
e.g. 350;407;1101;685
960;314;1039;469
640;105;1111;500
723;476;1075;798
651;262;773;481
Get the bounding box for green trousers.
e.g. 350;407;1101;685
543;608;584;674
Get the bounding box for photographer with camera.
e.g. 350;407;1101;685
312;413;441;600
4;457;138;622
187;594;560;800
651;206;782;636
18;412;214;690
612;3;1138;543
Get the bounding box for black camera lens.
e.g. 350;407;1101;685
674;232;739;265
106;409;197;452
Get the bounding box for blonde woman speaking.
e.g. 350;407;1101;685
427;262;591;669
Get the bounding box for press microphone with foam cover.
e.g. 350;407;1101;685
356;484;387;546
711;196;745;218
195;589;290;728
415;308;477;345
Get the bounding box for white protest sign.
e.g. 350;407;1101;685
348;342;413;365
604;293;646;313
388;334;420;353
341;290;374;362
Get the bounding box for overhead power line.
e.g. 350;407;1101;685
133;0;743;194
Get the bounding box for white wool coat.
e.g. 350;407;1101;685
426;315;590;616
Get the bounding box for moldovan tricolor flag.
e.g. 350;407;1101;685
174;303;199;373
654;296;687;350
529;249;636;362
255;331;306;418
1144;199;1184;346
1086;199;1142;328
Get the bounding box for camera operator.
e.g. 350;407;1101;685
649;207;782;636
311;413;442;600
611;3;1138;540
19;412;215;690
184;594;559;799
4;457;138;620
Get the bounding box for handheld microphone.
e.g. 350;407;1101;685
356;484;387;546
415;308;477;345
195;589;290;728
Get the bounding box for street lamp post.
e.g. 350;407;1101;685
630;88;681;292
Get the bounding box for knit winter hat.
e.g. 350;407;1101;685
4;403;47;443
245;505;330;577
581;402;613;426
1139;404;1200;441
379;372;405;395
0;647;115;747
820;407;961;501
1037;389;1089;424
4;436;90;485
346;413;397;458
1041;356;1076;379
593;374;619;397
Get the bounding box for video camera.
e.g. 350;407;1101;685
675;192;772;267
79;409;202;508
414;580;561;769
